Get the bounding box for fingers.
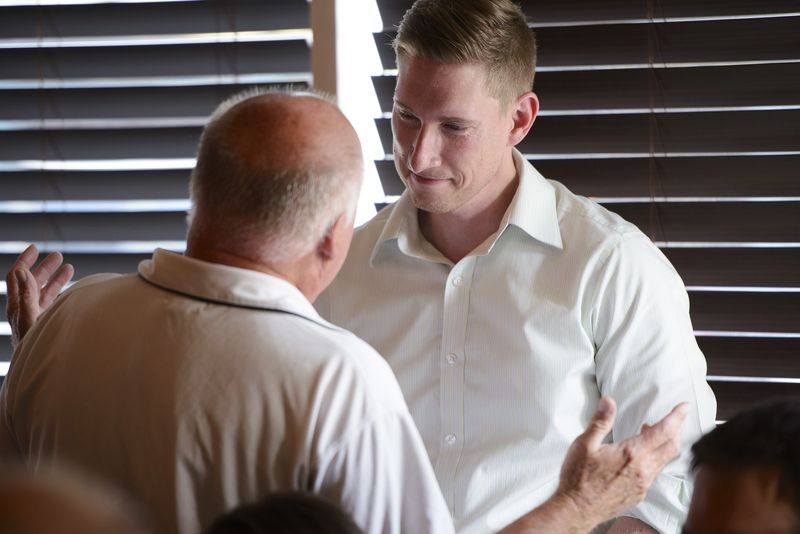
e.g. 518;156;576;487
15;268;38;321
642;402;688;445
5;244;38;310
624;402;689;459
39;263;74;308
10;243;39;272
9;269;38;348
31;251;66;288
580;396;617;450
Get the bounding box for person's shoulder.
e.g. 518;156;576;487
550;179;641;240
548;180;650;252
316;328;410;414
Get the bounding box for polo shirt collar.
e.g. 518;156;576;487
138;248;325;323
370;148;563;265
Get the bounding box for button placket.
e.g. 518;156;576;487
435;258;475;511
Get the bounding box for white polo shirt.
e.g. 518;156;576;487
317;150;717;533
0;249;454;534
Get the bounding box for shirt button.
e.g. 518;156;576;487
446;353;457;365
452;276;463;287
445;434;457;445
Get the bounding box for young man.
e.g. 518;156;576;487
316;1;717;532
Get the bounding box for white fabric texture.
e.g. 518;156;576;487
0;249;453;534
317;150;717;533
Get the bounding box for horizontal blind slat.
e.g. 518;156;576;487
373;62;800;112
0;0;309;39
700;336;800;378
0;212;187;240
0;83;309;121
374;16;800;70
377;0;800;31
0;170;191;201
375;109;800;156
690;292;800;333
711;381;800;420
0;41;310;79
377;156;800;198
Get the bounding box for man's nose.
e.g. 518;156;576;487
408;126;440;173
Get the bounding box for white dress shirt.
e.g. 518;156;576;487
0;249;454;534
317;150;717;533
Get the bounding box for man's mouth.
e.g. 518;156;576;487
410;172;448;185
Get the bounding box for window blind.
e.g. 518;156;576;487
0;0;311;377
369;0;800;421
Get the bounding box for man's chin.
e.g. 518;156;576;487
408;191;453;214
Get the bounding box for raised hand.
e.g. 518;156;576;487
555;397;688;531
5;244;74;348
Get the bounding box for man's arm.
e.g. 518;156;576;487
592;235;716;530
5;244;73;349
501;397;688;534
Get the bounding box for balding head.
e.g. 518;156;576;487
189;89;363;264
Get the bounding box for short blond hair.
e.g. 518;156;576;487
393;0;536;106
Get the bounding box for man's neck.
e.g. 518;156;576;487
184;240;320;302
419;159;519;264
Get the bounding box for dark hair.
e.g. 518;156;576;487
203;492;363;534
691;399;800;513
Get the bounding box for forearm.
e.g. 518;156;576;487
499;492;597;534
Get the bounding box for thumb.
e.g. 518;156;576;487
581;396;617;450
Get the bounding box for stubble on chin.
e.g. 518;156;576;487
408;188;452;214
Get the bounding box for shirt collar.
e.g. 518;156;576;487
138;248;325;323
369;149;563;265
506;148;563;250
370;192;450;265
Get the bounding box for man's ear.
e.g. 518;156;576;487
508;91;539;147
315;212;348;263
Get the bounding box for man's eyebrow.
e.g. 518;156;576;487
392;99;478;126
393;100;413;113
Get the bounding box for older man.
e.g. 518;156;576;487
316;1;717;533
0;90;452;534
2;89;688;534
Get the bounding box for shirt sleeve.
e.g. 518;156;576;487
591;233;717;533
312;409;454;534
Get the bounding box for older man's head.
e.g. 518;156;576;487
188;89;363;265
185;89;363;300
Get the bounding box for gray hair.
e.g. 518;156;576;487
188;87;363;263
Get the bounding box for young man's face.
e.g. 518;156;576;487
683;466;798;534
391;55;516;216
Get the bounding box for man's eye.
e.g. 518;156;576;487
443;123;466;132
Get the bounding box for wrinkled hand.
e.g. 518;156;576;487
555;397;688;531
5;244;74;349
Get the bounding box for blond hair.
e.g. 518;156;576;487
393;0;536;106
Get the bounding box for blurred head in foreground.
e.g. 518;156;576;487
0;467;147;534
204;491;363;534
683;399;800;534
